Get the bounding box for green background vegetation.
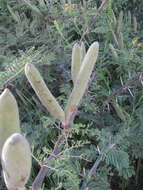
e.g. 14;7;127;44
0;0;143;189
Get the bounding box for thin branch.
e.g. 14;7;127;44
80;143;115;190
30;46;98;190
88;72;96;88
135;158;142;185
80;0;108;42
93;0;108;20
31;134;65;190
87;158;102;178
109;72;143;100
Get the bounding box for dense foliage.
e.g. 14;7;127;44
0;0;143;189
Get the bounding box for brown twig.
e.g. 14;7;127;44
93;0;108;19
108;72;143;100
31;134;65;190
80;143;115;190
80;0;108;42
135;158;142;185
30;64;97;190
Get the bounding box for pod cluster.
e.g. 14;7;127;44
109;10;138;60
25;41;99;128
0;89;31;190
0;41;99;189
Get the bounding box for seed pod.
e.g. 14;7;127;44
25;64;65;123
109;44;119;61
117;10;123;34
133;16;137;33
110;99;126;122
111;9;117;28
71;43;81;84
1;133;31;190
0;89;20;156
118;32;124;49
80;41;86;64
65;42;99;124
128;11;131;26
111;30;119;47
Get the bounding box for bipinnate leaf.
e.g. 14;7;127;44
0;89;20;156
65;42;99;123
1;133;31;190
25;64;65;123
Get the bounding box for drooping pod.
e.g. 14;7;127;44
109;44;119;61
25;64;65;124
1;133;31;190
0;89;20;156
65;42;99;124
110;98;126;122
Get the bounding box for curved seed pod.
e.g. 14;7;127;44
118;32;124;49
128;11;131;26
71;43;81;84
109;44;119;61
111;9;117;28
1;133;31;190
133;16;137;33
25;64;65;123
117;10;123;34
0;89;20;156
65;42;99;124
80;41;86;64
111;30;119;47
110;99;126;121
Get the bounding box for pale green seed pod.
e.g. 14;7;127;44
111;9;117;28
117;10;123;34
118;32;124;49
19;188;26;190
25;64;65;123
1;133;31;190
0;89;20;157
109;44;119;61
111;30;119;47
128;11;131;26
110;99;126;121
65;42;99;124
133;16;137;33
80;41;86;64
71;43;81;84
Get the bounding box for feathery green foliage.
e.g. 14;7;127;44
1;0;143;189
